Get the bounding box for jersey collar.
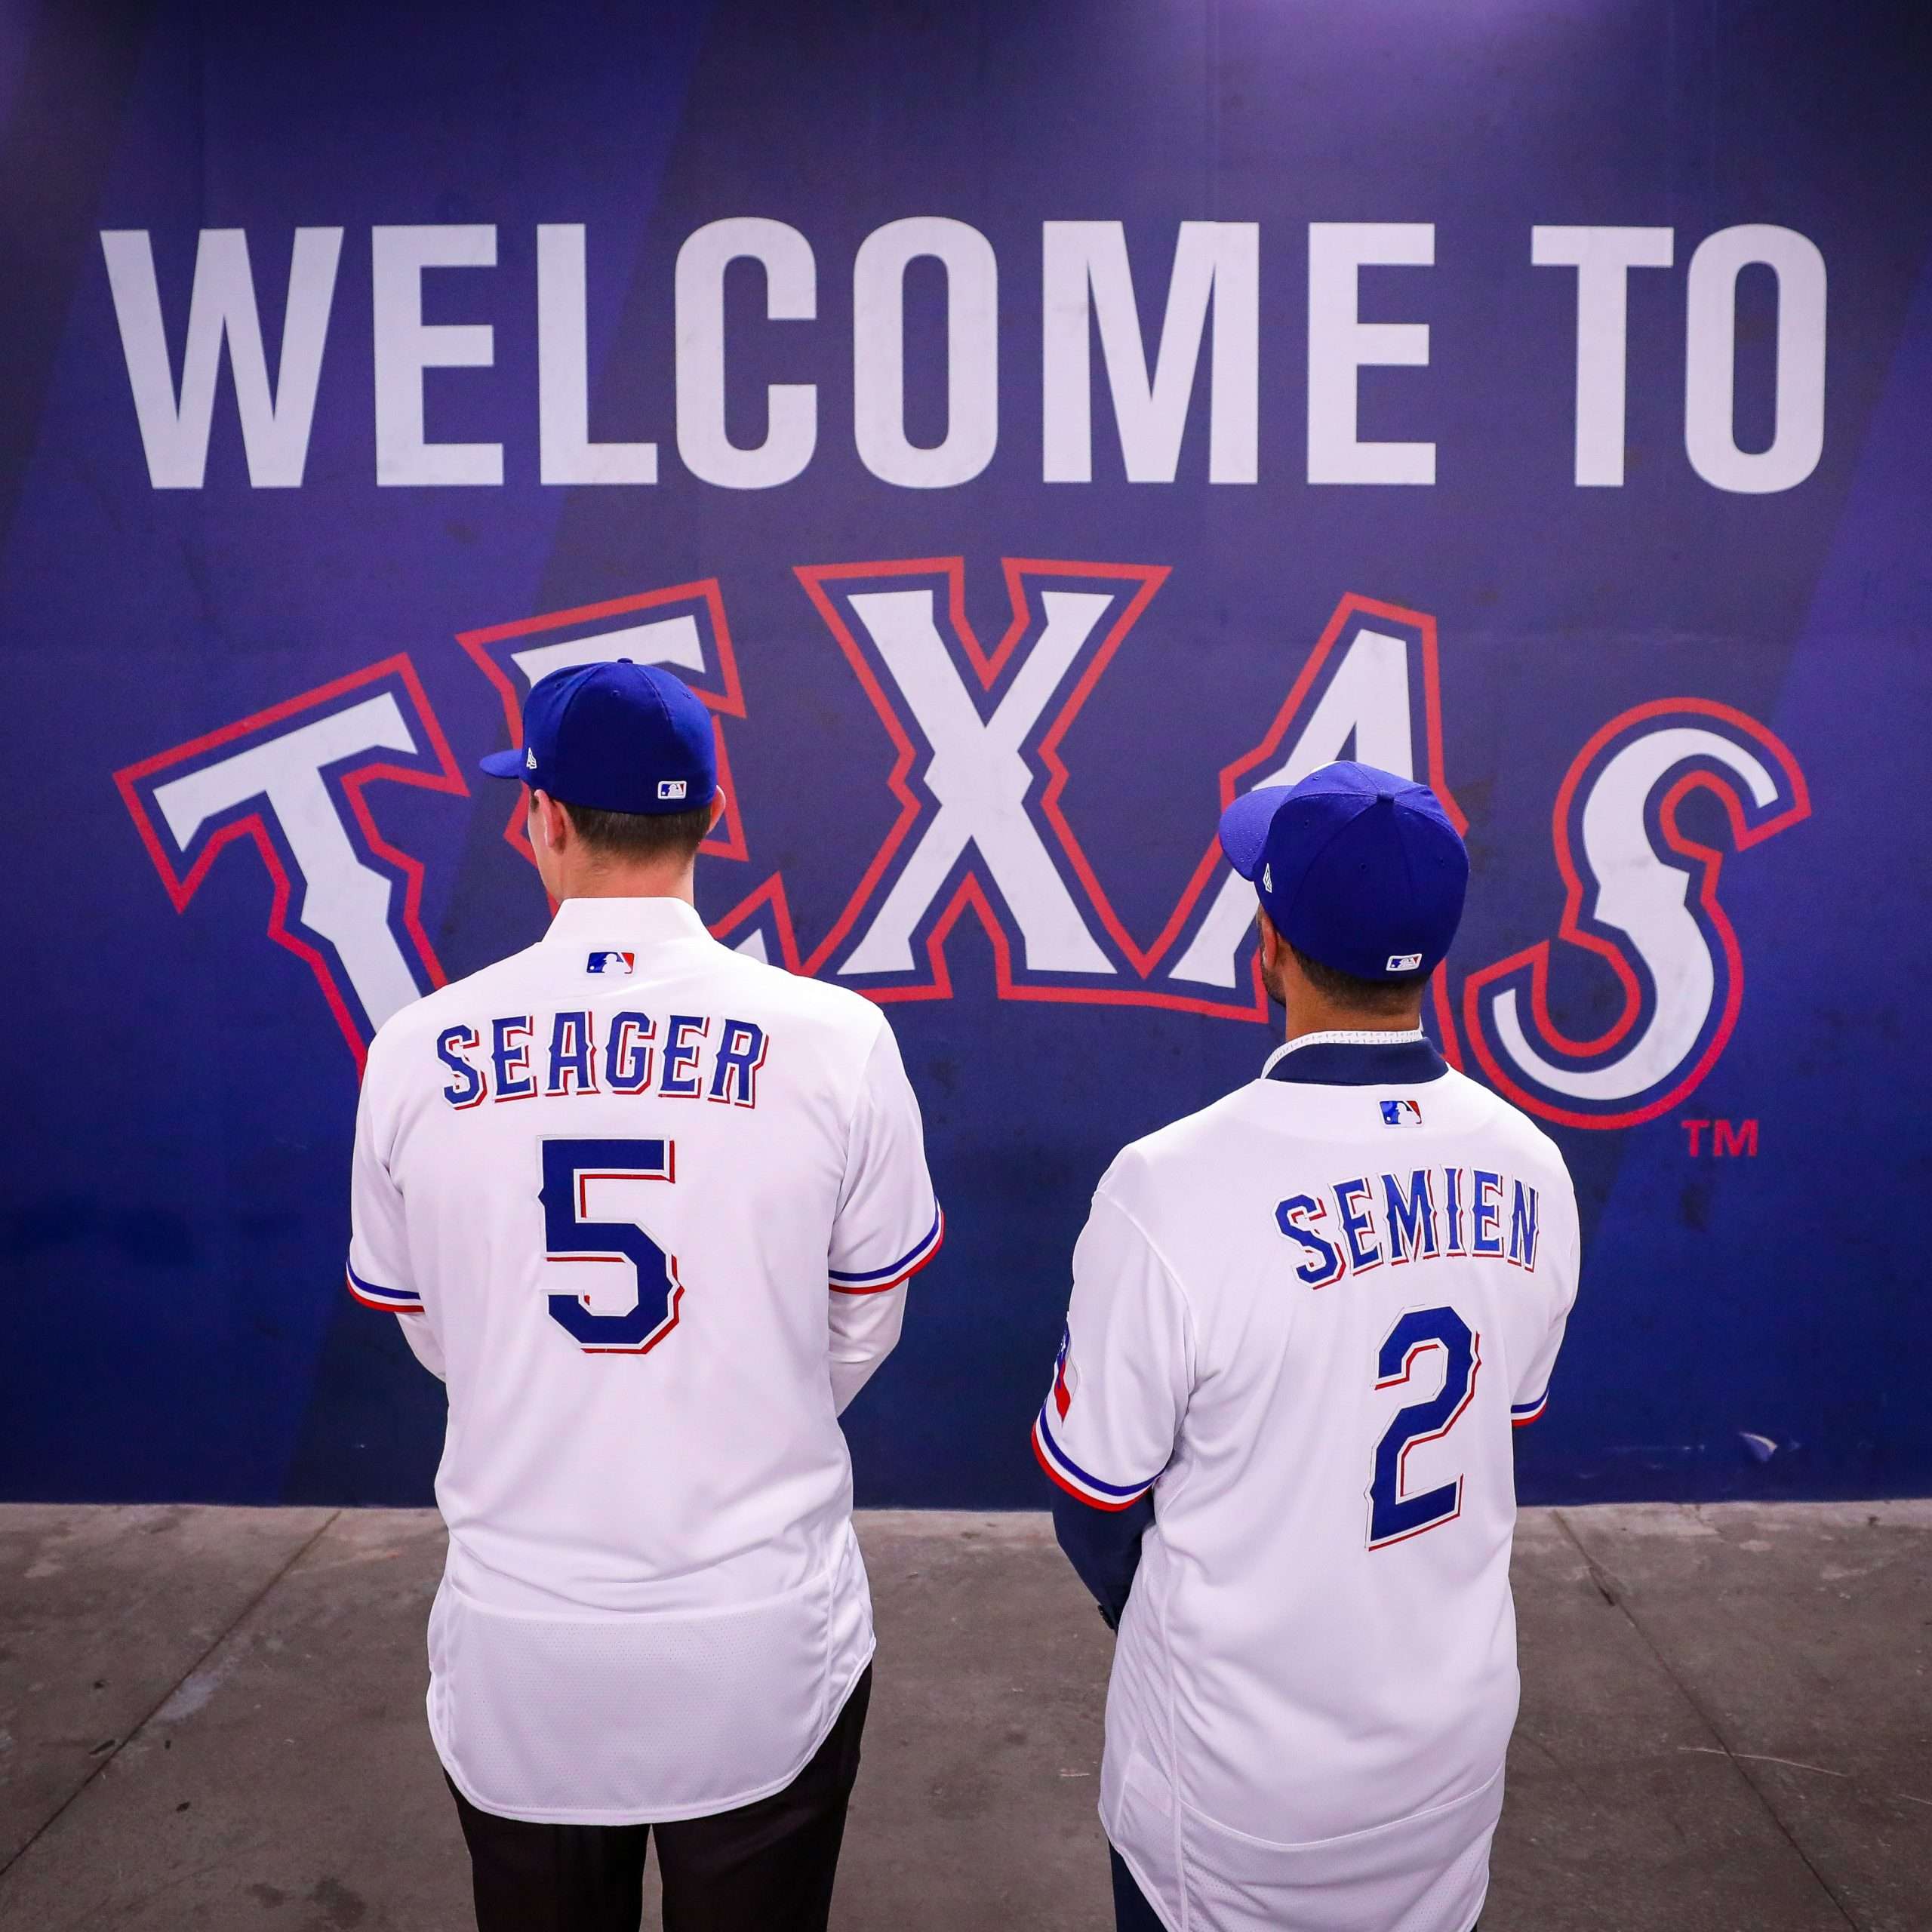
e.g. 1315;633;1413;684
1261;1027;1449;1088
540;894;716;953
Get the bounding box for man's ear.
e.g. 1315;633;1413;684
530;788;567;853
708;788;728;833
1255;906;1294;1009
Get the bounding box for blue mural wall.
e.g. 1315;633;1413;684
3;0;1928;1505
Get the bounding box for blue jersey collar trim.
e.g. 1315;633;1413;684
1264;1038;1450;1087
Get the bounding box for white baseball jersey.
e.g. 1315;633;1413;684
1033;1030;1579;1932
348;895;941;1824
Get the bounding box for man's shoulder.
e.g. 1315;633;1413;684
1097;1084;1269;1203
1435;1066;1574;1186
708;948;880;1022
365;946;545;1063
1095;1060;1575;1194
695;949;891;1055
366;940;887;1067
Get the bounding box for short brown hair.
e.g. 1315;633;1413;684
1287;941;1426;1017
558;797;713;863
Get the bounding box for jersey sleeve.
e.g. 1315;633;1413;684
1032;1184;1194;1511
827;1018;943;1294
826;1281;907;1415
346;1035;424;1318
1512;1168;1580;1426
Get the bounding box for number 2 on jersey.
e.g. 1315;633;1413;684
539;1138;684;1354
1367;1306;1481;1549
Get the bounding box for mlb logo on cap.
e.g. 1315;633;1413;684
477;658;718;817
586;951;635;977
1380;1100;1423;1127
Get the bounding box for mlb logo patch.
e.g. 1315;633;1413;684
1380;1099;1423;1128
586;951;635;977
1386;952;1423;972
657;779;688;801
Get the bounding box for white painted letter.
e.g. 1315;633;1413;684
1531;225;1674;486
151;694;434;1032
675;217;817;489
1169;626;1420;986
537;224;655;485
1042;220;1257;483
1306;223;1435;485
1684;224;1826;494
371;225;501;487
853;217;998;489
100;227;342;488
1484;727;1781;1100
838;588;1115;977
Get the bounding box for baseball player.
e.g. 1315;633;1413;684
1032;763;1579;1932
347;660;942;1932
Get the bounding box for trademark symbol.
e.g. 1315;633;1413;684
1681;1118;1758;1158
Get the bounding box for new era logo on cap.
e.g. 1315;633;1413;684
525;747;537;770
657;779;688;801
1380;1099;1423;1127
586;951;635;976
1386;952;1423;972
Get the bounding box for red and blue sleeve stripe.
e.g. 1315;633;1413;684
829;1206;945;1294
1030;1401;1156;1512
345;1259;424;1315
1511;1392;1549;1427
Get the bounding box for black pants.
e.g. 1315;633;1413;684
448;1666;872;1932
1109;1845;1166;1931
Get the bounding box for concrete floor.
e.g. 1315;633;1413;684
0;1505;1927;1932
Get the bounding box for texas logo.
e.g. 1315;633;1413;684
113;558;1809;1131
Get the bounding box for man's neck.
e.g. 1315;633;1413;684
552;863;697;905
1281;1000;1424;1044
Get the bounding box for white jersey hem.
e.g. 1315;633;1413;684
428;1640;876;1828
1102;1756;1503;1932
1107;1817;1489;1932
1105;1817;1182;1932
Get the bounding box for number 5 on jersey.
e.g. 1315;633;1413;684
540;1137;685;1354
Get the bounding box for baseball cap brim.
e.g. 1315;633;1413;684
1217;786;1292;880
478;749;531;780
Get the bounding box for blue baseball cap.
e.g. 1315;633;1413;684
478;660;718;815
1217;762;1468;980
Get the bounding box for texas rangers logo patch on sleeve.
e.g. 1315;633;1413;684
1052;1326;1080;1419
1380;1099;1423;1127
586;950;635;976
